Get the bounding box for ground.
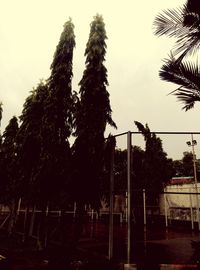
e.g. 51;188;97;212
0;222;200;269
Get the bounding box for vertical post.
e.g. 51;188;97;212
108;136;115;260
190;188;194;230
44;202;49;248
125;191;128;223
73;202;76;218
127;131;132;263
143;189;146;227
164;193;168;228
29;205;36;237
191;134;200;231
45;203;49;217
17;198;21;216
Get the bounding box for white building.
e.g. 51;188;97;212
160;177;200;222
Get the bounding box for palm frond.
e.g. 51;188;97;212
160;56;200;90
154;5;200;59
160;56;200;111
174;87;200;111
173;27;200;57
153;7;185;38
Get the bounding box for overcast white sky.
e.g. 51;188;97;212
1;0;200;160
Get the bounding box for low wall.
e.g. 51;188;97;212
160;183;200;221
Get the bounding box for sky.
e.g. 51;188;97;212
1;0;200;160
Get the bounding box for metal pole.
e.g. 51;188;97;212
73;202;76;218
125;191;128;223
29;205;36;236
164;193;168;228
127;131;132;263
143;189;146;227
108;137;115;260
190;188;194;230
191;134;200;230
17;198;21;216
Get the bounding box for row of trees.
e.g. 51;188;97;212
105;122;199;206
0;15;116;245
0;7;199;248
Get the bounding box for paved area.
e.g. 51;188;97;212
124;264;199;269
1;222;200;269
77;223;200;266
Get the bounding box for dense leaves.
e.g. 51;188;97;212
160;56;200;110
72;15;116;208
173;151;200;179
154;0;200;110
134;121;174;204
0;117;19;203
37;19;75;206
154;1;200;61
17;82;48;204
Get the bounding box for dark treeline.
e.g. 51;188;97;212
0;5;199;252
0;15;116;249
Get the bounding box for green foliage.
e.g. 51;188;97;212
0;102;2;127
173;151;200;180
154;1;200;110
17;81;48;203
17;18;75;207
0;102;2;146
159;56;200;111
113;146;145;194
154;1;200;62
135;121;174;204
72;15;116;208
38;18;75;206
0;116;19;203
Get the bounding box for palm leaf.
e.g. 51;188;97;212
174;87;200;111
159;56;200;110
154;5;200;59
153;7;185;38
160;56;200;89
174;29;200;58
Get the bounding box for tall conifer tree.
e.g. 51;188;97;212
39;18;75;205
0;102;2;146
1;116;19;203
1;116;19;235
18;82;47;204
73;15;116;208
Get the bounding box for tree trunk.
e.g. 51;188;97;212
28;205;36;237
60;208;67;246
71;202;86;248
37;202;48;251
8;199;18;237
22;204;30;243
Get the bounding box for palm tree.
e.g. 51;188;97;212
159;55;200;111
154;0;200;110
154;0;200;63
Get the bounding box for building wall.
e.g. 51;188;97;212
160;183;200;221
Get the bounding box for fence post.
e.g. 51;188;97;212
73;202;76;218
143;189;146;227
17;198;21;216
29;205;36;237
164;193;168;228
190;188;194;230
127;131;132;264
108;136;115;260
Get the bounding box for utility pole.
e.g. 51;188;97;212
186;134;200;230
